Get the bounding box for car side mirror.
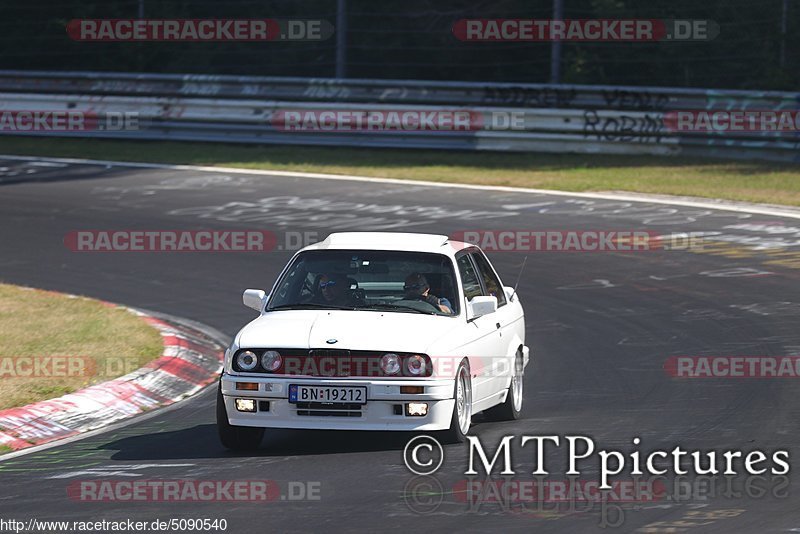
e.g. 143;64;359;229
243;289;267;312
468;295;497;319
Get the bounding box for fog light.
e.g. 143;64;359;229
235;398;257;412
236;382;259;391
400;386;424;394
405;402;428;416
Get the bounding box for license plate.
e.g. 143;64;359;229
289;384;367;405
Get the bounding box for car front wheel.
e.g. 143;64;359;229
216;384;265;451
442;361;472;443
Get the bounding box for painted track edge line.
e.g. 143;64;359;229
2;154;800;221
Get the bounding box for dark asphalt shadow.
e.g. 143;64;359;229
99;424;478;460
0;162;142;187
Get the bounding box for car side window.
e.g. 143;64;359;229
457;254;483;301
471;252;507;307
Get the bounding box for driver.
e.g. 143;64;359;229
314;273;356;306
403;273;453;314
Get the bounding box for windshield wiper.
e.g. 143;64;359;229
268;303;355;311
357;303;436;315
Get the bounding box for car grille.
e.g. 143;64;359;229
284;349;379;377
308;349;351;359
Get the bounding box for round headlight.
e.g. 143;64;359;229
236;350;258;371
406;354;427;376
380;353;401;375
261;350;282;372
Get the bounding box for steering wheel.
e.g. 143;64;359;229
394;298;440;313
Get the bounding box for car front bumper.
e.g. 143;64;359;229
220;373;456;431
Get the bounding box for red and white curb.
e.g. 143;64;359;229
0;305;224;451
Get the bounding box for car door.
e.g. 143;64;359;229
470;250;517;397
455;251;499;405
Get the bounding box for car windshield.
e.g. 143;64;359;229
267;250;459;316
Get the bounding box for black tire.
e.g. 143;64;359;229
217;384;265;451
441;361;472;444
485;351;523;422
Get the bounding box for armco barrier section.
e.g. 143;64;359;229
0;71;797;162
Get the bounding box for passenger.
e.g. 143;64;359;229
403;273;453;314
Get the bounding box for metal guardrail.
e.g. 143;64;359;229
0;70;797;162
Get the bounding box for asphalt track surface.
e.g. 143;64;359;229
1;157;800;533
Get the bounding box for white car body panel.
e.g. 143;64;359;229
221;232;530;432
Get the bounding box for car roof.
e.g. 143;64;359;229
300;232;474;255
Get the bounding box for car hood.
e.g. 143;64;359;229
236;310;460;353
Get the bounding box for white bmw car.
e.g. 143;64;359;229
217;232;529;450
